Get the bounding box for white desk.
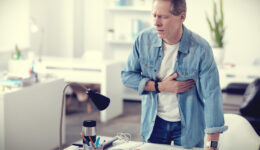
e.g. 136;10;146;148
218;65;260;89
37;57;123;123
0;78;66;150
65;136;203;150
8;57;124;123
111;142;203;150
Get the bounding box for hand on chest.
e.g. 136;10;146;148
139;51;199;82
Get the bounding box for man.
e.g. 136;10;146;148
121;0;228;149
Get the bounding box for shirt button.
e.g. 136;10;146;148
154;69;156;72
182;125;185;128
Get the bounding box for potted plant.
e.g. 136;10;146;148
206;0;225;67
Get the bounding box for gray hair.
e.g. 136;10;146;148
154;0;186;16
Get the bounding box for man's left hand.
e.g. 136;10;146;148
205;133;220;150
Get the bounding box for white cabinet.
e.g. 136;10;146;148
0;79;66;150
104;0;153;100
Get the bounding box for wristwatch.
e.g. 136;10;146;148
206;140;218;149
154;81;160;93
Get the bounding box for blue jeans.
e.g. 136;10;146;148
148;116;182;146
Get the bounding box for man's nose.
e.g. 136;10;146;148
154;17;161;27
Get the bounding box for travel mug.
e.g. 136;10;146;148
82;120;97;144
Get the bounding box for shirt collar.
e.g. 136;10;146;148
151;29;162;47
178;25;191;54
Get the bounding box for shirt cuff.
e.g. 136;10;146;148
137;77;150;95
205;125;228;134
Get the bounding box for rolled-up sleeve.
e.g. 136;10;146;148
205;126;228;133
121;37;151;95
198;44;228;134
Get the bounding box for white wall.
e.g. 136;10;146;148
224;0;260;65
29;0;104;58
0;51;12;70
83;0;105;54
73;0;85;58
1;0;259;67
185;0;260;66
0;0;30;52
0;0;30;71
30;0;74;57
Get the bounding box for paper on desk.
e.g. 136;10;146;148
109;142;203;150
109;142;175;150
137;143;204;150
64;145;78;150
109;141;144;150
134;143;174;150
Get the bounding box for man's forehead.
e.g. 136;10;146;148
152;0;172;14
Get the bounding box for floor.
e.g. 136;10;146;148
63;92;245;148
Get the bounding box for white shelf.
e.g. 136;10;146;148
108;6;151;12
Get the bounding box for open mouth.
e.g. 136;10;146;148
157;30;164;33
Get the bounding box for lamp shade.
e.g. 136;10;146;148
87;89;110;111
68;82;110;111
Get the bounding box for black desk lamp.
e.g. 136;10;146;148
59;82;110;150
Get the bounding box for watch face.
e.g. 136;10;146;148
211;141;218;148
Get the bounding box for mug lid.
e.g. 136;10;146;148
83;120;96;127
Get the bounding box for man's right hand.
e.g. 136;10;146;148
158;73;195;93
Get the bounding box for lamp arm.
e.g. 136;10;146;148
59;83;69;150
59;82;110;149
59;82;88;150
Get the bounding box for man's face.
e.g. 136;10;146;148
152;0;185;41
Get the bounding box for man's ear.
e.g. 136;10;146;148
180;12;186;22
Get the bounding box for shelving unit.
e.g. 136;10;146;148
104;0;153;100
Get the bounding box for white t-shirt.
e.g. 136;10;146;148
157;41;180;122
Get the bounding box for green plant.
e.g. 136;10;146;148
107;28;114;33
206;0;225;48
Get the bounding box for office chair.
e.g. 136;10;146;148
239;78;260;137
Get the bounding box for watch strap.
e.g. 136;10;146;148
154;81;160;93
206;140;218;149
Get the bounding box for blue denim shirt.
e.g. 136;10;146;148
121;25;228;149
